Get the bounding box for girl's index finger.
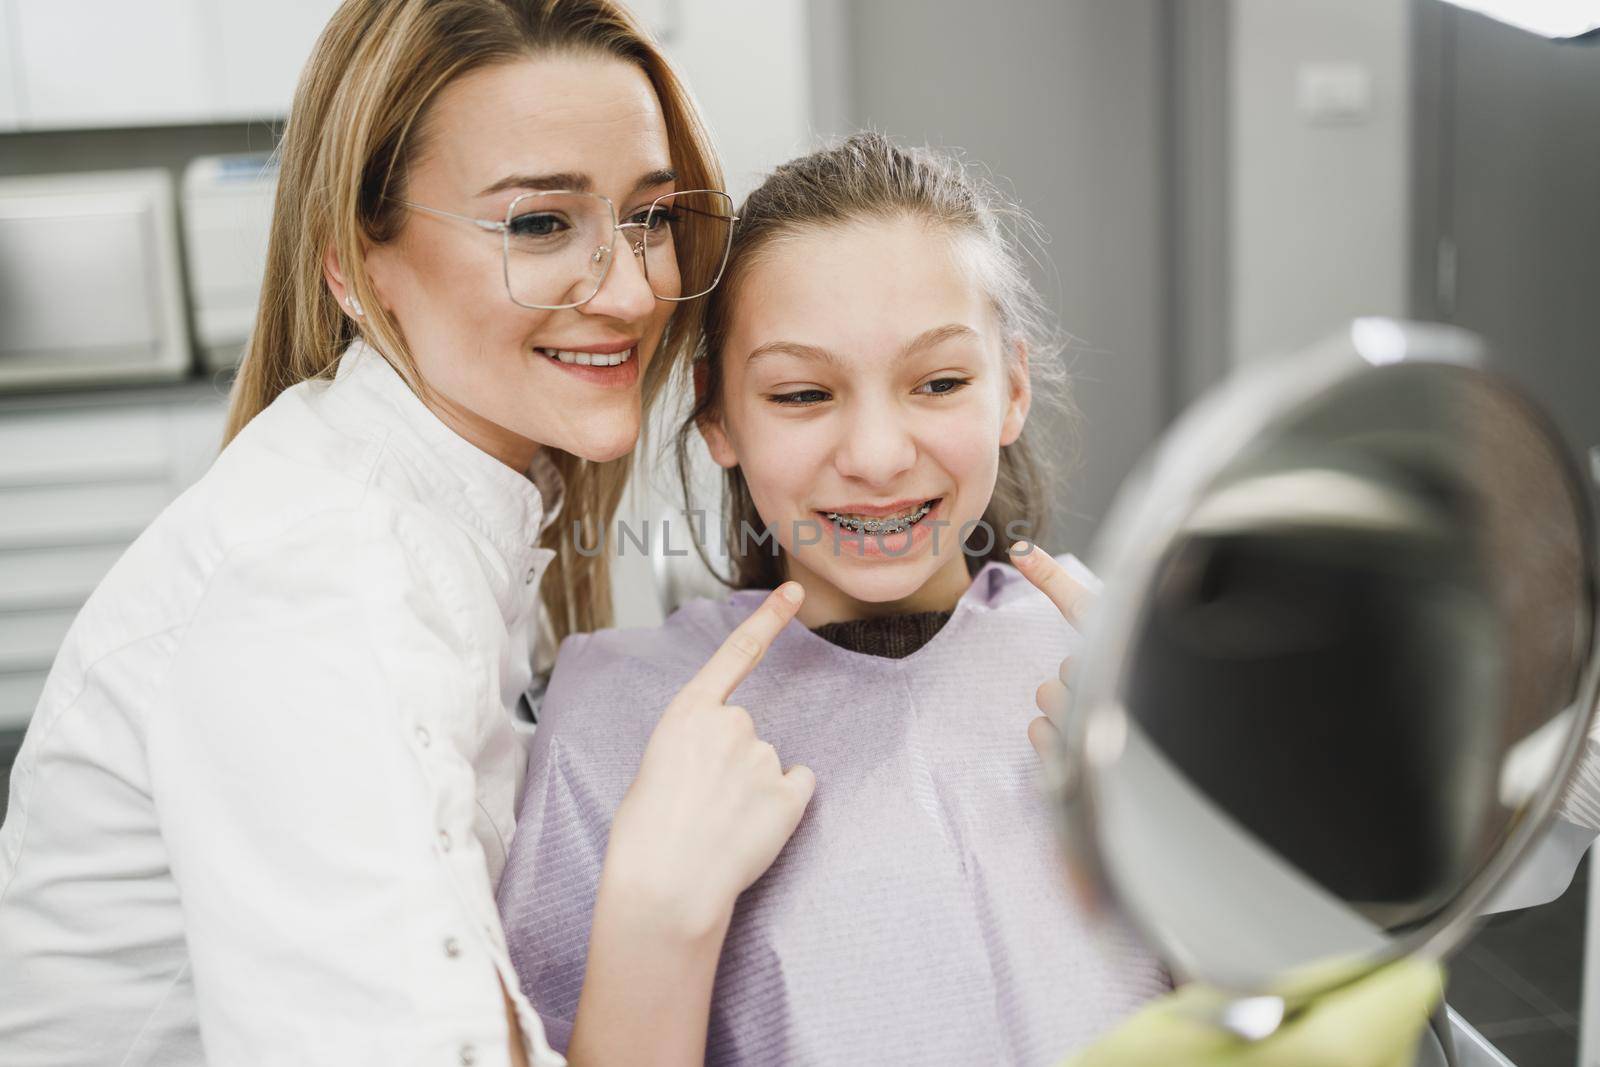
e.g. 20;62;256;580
682;582;805;704
1008;542;1095;626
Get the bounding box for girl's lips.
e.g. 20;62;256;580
823;499;936;532
819;498;936;519
812;498;948;560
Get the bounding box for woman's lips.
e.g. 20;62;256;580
537;345;640;387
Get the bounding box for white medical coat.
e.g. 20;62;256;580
0;342;564;1067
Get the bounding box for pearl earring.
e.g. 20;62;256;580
345;294;365;318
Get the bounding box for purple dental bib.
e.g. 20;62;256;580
498;556;1170;1066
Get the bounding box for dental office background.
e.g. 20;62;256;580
0;0;1594;1062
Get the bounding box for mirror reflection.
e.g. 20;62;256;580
1086;351;1597;995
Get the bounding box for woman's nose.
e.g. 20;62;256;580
832;401;918;488
580;237;657;322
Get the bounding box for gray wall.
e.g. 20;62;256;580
1222;0;1600;463
825;0;1172;553
1169;0;1234;408
1412;2;1600;461
1229;0;1413;367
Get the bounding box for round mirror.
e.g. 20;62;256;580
1052;319;1600;1032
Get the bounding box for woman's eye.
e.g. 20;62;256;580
627;206;674;231
916;377;971;396
769;388;831;406
507;212;569;238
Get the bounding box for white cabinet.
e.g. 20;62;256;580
0;2;17;131
14;0;212;128
213;0;336;119
3;0;339;131
0;390;227;730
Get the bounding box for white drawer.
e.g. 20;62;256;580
0;392;228;735
0;670;47;731
0;480;171;549
0;406;170;487
0;544;126;611
0;609;75;674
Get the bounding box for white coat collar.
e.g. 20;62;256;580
333;341;563;585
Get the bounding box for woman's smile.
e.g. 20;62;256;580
536;340;641;387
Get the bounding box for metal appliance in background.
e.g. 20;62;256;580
0;169;191;391
181;153;278;371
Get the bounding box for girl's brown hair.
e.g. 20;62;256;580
677;131;1070;591
225;0;721;643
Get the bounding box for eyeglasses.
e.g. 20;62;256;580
394;188;737;311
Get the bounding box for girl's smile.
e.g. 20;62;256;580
815;497;945;558
699;215;1031;626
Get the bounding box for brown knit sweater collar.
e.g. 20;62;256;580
809;610;955;660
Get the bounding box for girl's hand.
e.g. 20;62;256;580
602;581;816;935
570;584;814;1066
1009;543;1095;759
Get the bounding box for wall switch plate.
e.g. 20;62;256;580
1296;62;1374;125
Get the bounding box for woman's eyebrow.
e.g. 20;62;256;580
477;171;590;196
475;167;678;199
631;167;679;194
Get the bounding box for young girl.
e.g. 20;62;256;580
498;133;1170;1064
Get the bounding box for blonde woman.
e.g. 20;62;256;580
0;2;813;1065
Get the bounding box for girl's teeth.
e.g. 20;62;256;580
541;347;634;366
824;501;935;534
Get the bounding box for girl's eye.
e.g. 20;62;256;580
507;212;571;239
916;377;971;396
768;388;831;406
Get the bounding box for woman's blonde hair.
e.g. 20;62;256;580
678;132;1071;591
226;0;721;642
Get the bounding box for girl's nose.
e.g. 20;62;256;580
832;401;918;488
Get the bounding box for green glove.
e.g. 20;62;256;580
1063;959;1445;1067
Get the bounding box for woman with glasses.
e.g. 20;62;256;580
0;3;814;1065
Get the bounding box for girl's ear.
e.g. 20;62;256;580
693;360;739;469
1000;338;1032;447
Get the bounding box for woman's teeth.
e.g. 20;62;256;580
539;347;634;366
824;500;936;535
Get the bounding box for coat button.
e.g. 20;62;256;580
414;726;431;748
523;566;537;585
459;1045;477;1065
444;937;461;958
438;830;452;852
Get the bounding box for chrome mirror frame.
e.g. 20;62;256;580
1046;318;1600;1031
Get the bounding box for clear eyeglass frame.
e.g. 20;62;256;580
393;188;737;311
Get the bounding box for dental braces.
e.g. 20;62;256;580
824;501;933;536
